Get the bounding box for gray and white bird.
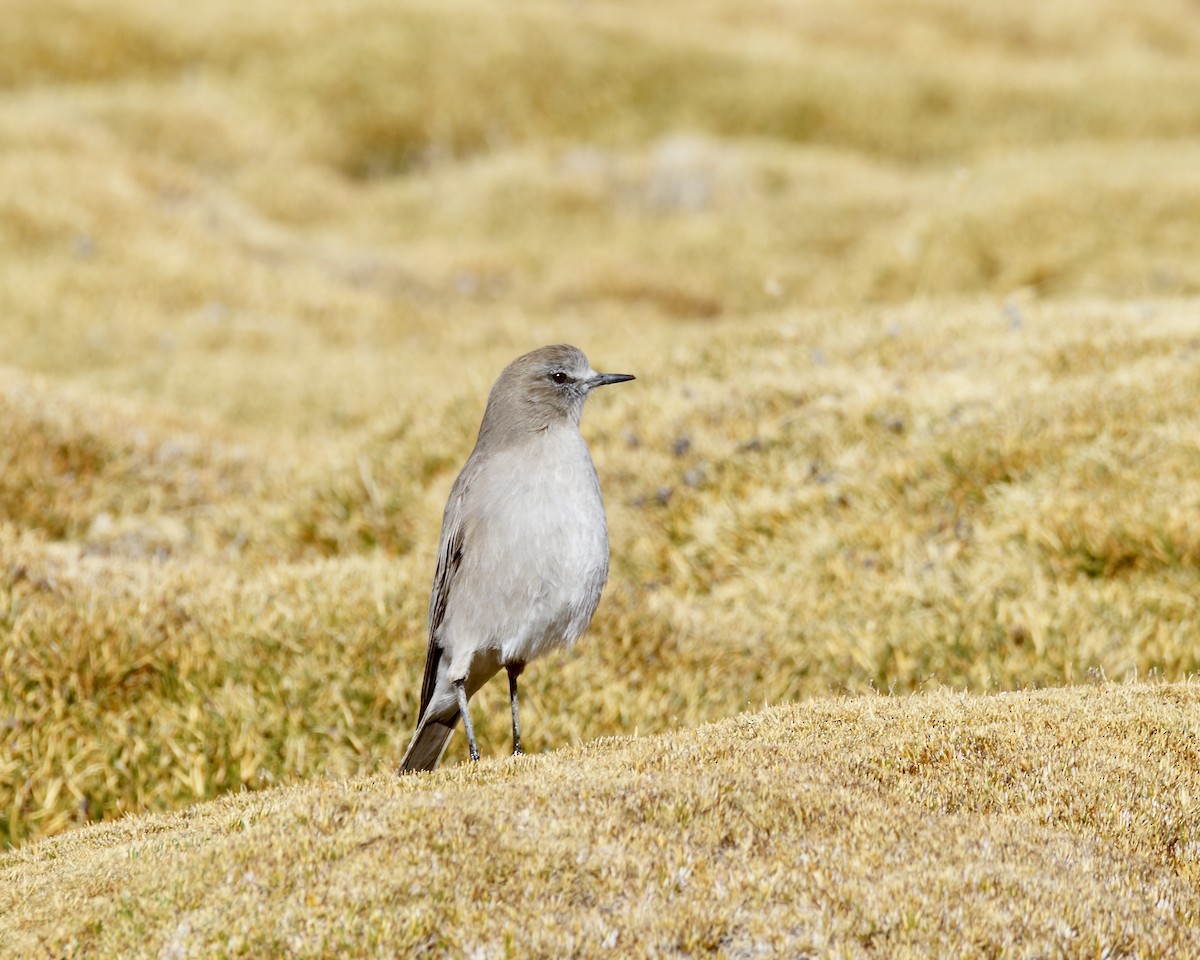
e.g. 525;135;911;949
398;344;635;772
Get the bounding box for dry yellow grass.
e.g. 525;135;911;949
5;297;1199;851
3;0;1200;949
3;682;1199;957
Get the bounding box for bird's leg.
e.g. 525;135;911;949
507;662;526;756
454;679;480;762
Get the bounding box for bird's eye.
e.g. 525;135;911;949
550;371;569;384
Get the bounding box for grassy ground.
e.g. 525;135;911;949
3;0;1200;951
3;683;1199;957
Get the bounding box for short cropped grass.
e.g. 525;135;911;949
4;298;1199;849
3;0;1200;950
3;683;1199;957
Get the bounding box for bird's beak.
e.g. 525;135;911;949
587;372;636;389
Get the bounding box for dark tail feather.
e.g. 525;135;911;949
398;715;457;773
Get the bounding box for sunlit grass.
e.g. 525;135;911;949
2;0;1200;950
3;684;1199;956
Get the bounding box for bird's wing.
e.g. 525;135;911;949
418;474;469;718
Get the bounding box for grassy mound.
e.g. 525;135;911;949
3;683;1198;956
2;5;1200;943
4;300;1199;848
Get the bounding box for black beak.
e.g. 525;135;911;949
587;372;636;389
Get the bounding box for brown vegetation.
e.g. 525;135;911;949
4;684;1199;956
3;0;1200;953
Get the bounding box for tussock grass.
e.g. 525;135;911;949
3;683;1199;956
4;300;1199;850
3;0;1200;946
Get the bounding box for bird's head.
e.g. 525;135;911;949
482;344;635;439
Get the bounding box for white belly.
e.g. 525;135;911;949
439;428;611;666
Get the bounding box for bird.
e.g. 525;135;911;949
398;344;635;772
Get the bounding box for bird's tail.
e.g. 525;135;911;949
398;714;457;773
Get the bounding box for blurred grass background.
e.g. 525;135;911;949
2;0;1200;847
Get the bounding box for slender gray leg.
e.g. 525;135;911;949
507;663;526;756
454;679;480;762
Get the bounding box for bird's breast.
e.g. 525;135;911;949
446;429;611;661
475;432;608;567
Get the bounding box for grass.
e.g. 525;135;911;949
3;683;1199;956
3;0;1200;951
